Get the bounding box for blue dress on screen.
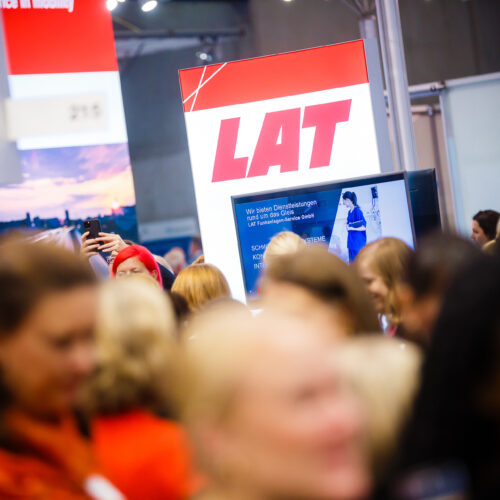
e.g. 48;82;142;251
347;206;367;263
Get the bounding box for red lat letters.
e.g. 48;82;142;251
302;100;352;169
247;108;301;178
212;118;249;182
212;99;352;183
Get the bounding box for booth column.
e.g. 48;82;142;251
375;0;419;171
359;14;377;40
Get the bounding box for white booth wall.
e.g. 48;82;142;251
440;73;500;235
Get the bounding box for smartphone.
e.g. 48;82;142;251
84;219;101;240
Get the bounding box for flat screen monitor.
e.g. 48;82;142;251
232;172;416;295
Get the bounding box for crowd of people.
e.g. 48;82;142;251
0;207;499;500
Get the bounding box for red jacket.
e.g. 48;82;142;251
92;410;202;500
0;409;121;500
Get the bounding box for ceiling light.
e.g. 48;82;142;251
196;49;214;64
117;0;125;2
106;0;118;10
139;0;158;12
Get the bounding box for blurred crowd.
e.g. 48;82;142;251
0;207;499;500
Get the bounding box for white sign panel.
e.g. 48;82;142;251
6;93;107;139
179;40;392;301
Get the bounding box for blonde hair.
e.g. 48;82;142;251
483;218;500;255
173;306;266;478
337;336;421;478
263;231;306;265
355;238;412;324
176;305;257;425
120;271;161;288
172;263;231;312
83;277;178;415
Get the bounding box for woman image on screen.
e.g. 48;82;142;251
343;191;367;263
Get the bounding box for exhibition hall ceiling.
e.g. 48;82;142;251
112;0;248;59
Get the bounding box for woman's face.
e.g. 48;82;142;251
398;284;442;345
343;198;354;209
116;256;158;280
356;259;388;315
0;286;97;418
213;320;371;500
471;220;489;246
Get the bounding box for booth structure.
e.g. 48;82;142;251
0;0;138;239
179;39;393;301
1;2;498;283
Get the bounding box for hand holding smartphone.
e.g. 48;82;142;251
83;219;102;240
80;219;102;260
81;220;129;262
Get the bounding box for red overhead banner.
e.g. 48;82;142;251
2;0;118;75
180;41;369;113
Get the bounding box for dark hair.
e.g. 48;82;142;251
168;291;190;328
391;254;500;497
473;210;499;241
0;236;96;335
158;263;176;291
342;191;358;206
264;245;380;333
402;232;481;298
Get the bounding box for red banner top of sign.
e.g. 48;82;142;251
1;0;118;75
179;41;369;113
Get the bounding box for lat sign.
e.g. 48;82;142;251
179;40;392;302
212;99;352;182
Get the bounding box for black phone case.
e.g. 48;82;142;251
84;220;101;240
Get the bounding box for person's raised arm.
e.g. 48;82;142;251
79;231;100;260
95;232;128;258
